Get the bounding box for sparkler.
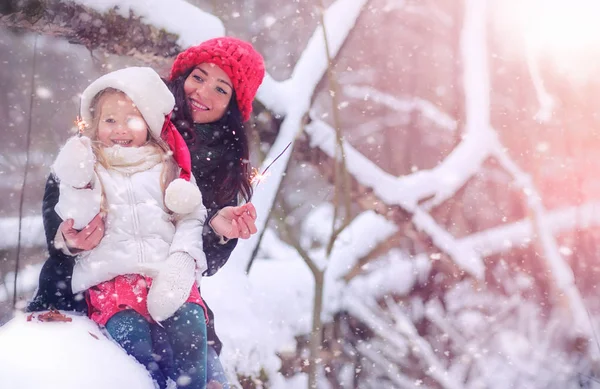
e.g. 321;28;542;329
250;167;270;187
74;116;87;137
250;141;293;191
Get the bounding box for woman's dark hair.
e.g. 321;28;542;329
166;70;253;206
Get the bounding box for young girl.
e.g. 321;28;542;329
52;67;209;389
31;37;265;389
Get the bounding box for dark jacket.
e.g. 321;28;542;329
27;147;238;354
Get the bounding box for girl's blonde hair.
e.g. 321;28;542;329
84;88;179;210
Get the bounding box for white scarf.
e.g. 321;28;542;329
102;144;163;175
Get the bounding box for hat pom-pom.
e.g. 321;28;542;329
165;178;203;214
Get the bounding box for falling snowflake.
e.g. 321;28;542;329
36;87;52;99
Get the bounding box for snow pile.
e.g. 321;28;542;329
0;313;154;389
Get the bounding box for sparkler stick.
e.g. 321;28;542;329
250;141;293;191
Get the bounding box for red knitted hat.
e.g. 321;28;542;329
169;37;265;122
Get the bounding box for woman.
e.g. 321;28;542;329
28;37;265;388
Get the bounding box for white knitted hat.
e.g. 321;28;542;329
80;67;202;214
80;67;174;138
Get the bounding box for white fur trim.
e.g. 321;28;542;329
80;67;174;139
165;178;203;214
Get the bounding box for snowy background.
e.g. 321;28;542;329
3;0;600;388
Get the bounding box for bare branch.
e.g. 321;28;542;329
318;1;352;252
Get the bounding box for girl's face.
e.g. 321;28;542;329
96;92;149;147
183;63;233;124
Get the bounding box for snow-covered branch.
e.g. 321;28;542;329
412;208;484;278
343;85;458;132
299;5;497;215
304;117;487;277
323;211;398;317
71;0;224;48
230;0;369;272
458;201;600;256
490;144;592;335
1;0;223;62
305;115;494;212
525;41;555;123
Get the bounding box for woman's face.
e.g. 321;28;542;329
183;63;233;124
96;92;148;147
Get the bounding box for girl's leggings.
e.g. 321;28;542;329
152;326;229;389
105;303;207;389
206;345;230;389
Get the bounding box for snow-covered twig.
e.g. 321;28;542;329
356;342;425;389
343;85;458;132
457;201;600;256
491;144;593;336
412;208;484;278
323;211;398;317
346;293;464;389
344;295;409;359
525;41;555;123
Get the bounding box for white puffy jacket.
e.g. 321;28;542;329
56;163;207;294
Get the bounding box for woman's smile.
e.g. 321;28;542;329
188;97;210;111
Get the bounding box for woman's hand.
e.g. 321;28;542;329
210;203;257;240
60;213;105;252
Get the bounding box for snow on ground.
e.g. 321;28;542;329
0;313;155;389
0;263;43;303
202;255;314;386
0;253;313;389
0;216;45;250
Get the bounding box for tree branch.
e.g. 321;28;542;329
1;0;181;65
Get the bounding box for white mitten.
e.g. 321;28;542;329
147;252;197;322
52;136;95;188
